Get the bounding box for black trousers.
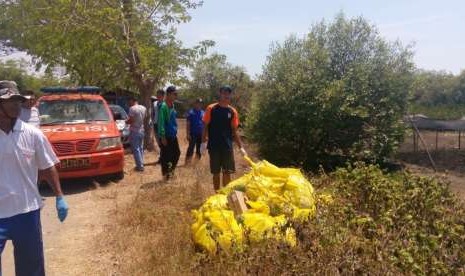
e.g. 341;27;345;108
160;137;180;177
186;133;202;159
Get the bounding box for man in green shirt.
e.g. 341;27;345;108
157;86;180;180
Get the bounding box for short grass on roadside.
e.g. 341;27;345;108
102;164;214;275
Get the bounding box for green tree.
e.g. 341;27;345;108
408;70;465;119
0;0;210;147
186;53;255;118
0;59;67;92
247;14;414;169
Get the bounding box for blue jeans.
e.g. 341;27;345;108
130;131;145;169
0;210;45;276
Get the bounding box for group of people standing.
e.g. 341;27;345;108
126;85;246;190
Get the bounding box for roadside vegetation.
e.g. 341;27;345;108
104;161;465;275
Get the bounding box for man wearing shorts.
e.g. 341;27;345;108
202;85;246;190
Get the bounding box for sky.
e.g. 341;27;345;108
177;0;465;78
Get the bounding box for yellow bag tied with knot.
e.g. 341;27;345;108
192;157;317;253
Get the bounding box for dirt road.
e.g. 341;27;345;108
2;151;163;276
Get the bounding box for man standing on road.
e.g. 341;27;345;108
202;85;247;191
0;80;69;276
152;89;165;163
127;96;147;172
185;98;205;164
19;90;40;128
158;86;180;180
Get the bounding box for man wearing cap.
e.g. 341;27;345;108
202;85;247;191
19;90;40;128
0;80;68;276
158;86;180;180
185;98;205;164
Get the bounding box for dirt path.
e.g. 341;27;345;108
2;151;163;276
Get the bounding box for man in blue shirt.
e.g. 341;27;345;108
185;98;205;164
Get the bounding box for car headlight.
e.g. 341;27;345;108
97;137;122;150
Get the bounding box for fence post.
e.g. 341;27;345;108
459;130;461;150
413;130;416;152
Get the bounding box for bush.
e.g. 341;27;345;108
196;164;465;275
247;13;414;169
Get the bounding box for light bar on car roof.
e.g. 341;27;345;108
40;86;101;94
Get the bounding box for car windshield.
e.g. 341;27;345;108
39;99;111;125
109;105;128;120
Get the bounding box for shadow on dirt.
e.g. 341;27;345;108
40;175;123;197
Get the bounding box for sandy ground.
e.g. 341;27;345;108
1;149;167;275
397;131;465;200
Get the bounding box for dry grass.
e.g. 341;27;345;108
101;164;210;275
101;142;252;275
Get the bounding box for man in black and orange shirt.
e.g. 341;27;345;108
202;85;246;190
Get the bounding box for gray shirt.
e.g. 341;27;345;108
129;104;147;133
20;107;40;128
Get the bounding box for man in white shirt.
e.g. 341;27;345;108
19;90;40;128
126;96;147;172
0;80;69;276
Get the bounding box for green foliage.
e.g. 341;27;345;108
410;70;465;119
410;103;465;120
247;13;414;168
0;0;205;90
0;59;69;92
0;0;211;149
184;53;255;118
196;164;465;275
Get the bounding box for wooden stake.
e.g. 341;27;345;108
408;116;437;172
459;131;461;150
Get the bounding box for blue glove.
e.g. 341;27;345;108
56;196;69;222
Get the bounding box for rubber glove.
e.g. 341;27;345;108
56;196;69;222
200;142;208;154
240;147;248;157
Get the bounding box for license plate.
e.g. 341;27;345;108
60;158;91;170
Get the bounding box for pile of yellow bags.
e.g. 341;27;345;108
191;157;316;254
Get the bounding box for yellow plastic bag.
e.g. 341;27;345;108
192;157;319;254
246;200;270;215
241;213;287;242
194;223;217;253
201;194;228;211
